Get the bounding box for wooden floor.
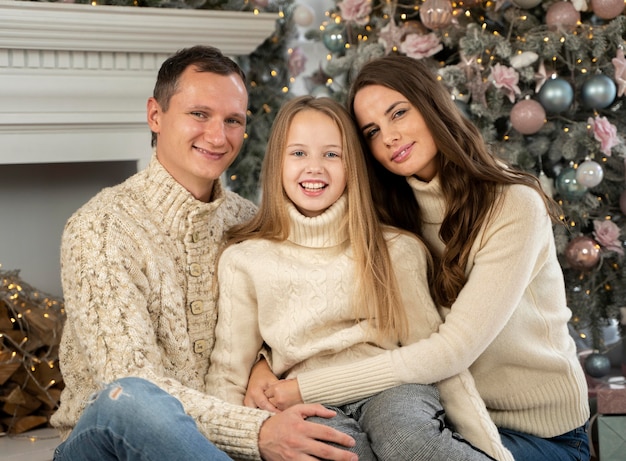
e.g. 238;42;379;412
0;428;60;461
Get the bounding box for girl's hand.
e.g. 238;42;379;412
265;378;303;411
244;358;280;412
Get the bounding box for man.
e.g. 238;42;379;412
51;45;356;461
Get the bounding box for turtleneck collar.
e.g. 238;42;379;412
140;153;226;237
406;175;446;225
286;194;349;248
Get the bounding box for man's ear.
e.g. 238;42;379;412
147;97;161;133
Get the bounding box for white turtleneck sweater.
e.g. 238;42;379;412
51;155;271;460
295;176;589;440
208;195;513;461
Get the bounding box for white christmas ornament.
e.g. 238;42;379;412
510;51;539;69
576;160;604;188
539;171;555;197
293;4;315;27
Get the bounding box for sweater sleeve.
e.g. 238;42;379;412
60;212;270;460
207;245;265;404
298;232;513;460
296;187;550;397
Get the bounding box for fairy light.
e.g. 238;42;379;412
0;269;65;434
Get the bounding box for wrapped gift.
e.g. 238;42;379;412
597;386;626;415
598;415;626;461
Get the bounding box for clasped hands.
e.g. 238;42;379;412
244;357;303;412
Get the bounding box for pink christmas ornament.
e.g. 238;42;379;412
510;99;546;134
546;2;581;30
591;0;625;19
565;236;601;271
420;0;453;30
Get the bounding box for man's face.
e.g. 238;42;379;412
147;66;248;201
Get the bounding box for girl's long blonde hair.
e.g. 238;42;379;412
226;95;409;342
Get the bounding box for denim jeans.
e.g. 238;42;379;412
308;383;494;461
53;377;232;461
499;421;590;461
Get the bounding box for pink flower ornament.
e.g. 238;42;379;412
593;220;624;255
338;0;372;25
399;33;443;60
489;63;521;103
288;47;307;78
588;116;620;156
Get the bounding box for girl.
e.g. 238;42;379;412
207;95;511;461
252;57;591;461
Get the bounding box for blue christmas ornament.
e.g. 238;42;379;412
556;167;587;201
581;74;616;109
584;352;611;378
538;78;574;113
322;23;347;53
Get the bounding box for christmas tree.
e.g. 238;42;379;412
298;0;626;375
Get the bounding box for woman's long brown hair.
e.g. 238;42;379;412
347;55;560;308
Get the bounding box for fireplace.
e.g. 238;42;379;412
0;0;275;295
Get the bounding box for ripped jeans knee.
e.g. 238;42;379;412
54;377;232;461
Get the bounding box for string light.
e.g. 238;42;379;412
0;269;65;434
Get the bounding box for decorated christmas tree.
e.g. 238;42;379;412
298;0;626;376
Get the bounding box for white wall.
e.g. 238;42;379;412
0;162;137;297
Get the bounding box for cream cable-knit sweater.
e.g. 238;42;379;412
296;177;590;440
51;155;271;460
208;195;512;461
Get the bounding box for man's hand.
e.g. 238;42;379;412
245;358;280;412
259;404;357;461
264;378;303;411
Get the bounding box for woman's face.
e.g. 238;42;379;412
353;84;439;181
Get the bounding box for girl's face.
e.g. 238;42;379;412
353;84;439;182
282;109;347;218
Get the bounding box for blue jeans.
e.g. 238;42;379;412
499;422;590;461
53;377;232;461
308;383;493;461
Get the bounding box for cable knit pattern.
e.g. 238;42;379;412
51;155;271;460
296;176;590;441
208;195;512;460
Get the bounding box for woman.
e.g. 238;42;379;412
249;56;590;461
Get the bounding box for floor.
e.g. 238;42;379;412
0;427;60;461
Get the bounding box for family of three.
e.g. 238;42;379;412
51;45;590;461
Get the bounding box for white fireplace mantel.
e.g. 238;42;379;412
0;0;277;165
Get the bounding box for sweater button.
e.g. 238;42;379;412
190;300;204;314
189;263;202;277
192;232;201;243
194;340;207;354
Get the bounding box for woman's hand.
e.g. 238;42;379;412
244;358;280;412
265;378;304;411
